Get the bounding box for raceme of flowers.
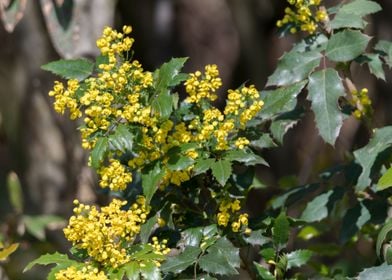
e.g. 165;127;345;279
350;88;372;119
217;198;250;233
63;197;149;268
55;265;108;280
47;25;265;192
276;0;328;34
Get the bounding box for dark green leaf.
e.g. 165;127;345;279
250;134;277;150
140;215;158;244
142;162;165;203
155;57;188;90
260;247;276;262
167;155;194;171
354;126;392;191
307;68;346;145
286;249;313;269
24;252;76;272
161;246;201;274
244;229;270;246
254;262;275;280
211;160;232;186
152;91;173;119
224;149;268;166
378;167;392;191
259;80;307;119
270;108;304;144
340;202;371;243
182;227;203;247
358;263;392;280
41;59;94;81
140;261;161;280
108;124;134;153
326;30;370;62
377;220;392;260
90;137;108;169
375;40;392;68
267;50;322;86
7;171;23;213
273;212;290;248
361;53;385;80
124;262;140;280
193;158;215;175
23;215;64;241
272;184;319;209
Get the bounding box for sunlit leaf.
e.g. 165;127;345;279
326;30;370;62
41;59;94;81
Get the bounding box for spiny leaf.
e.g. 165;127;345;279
211;160;232;186
41;59;94;81
124;262;140;280
273;212;290;248
140;261;161;280
267;50;322;87
270;108;304;144
151;91;173;119
326;30;370;62
182;227;203;247
339;0;381;16
224;149;268;167
286;249;313;269
108;125;134;153
331;12;367;30
161;246;201;274
359;54;386;80
140;215;158;244
307;68;346;145
358;263;392;280
375;40;392;68
193;158;215;175
378;167;392;191
24;252;76;272
155;57;188;91
90;137;108;169
340;202;370;243
354;126;392;191
243;229;270;246
254;262;275;280
142;162;165;203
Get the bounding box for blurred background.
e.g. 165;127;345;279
0;0;391;279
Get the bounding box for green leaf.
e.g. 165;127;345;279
167;154;194;171
0;243;19;261
199;238;239;276
161;246;201;274
224;150;268;167
155;57;188;90
182;227;203;247
354;126;392;191
211;160;232;186
142;162;165;203
250;134;277;150
260;247;276;262
273;212;290;248
331;12;367;30
254;262;275;280
259;80;307;119
244;229;270;246
375;40;392;68
378;167;392;191
358;263;392;280
300;187;344;222
326;30;370;62
272;184;319;209
270;109;303;144
339;0;381;16
7;171;23;213
90;137;108;169
124;262;140;280
267;50;322;87
41;59;94;81
286;249;313;270
360;54;386;80
24;252;75;272
23;215;64;241
377;220;392;260
151;90;173;119
340;202;371;243
297;226;320;240
108;124;134;153
140;261;161;280
193;158;215;175
140;215;158;244
307;68;346;145
107;267;125;280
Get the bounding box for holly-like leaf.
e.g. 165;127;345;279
193;158;215;175
286;249;313;270
90;137;108;169
23;215;64;241
270;108;303;144
267;50;322;87
140;261;161;280
354;126;392;191
167;155;194;171
375;40;392;68
331;12;367;30
273;212;290;248
211;160;232;186
272;183;319;209
224;150;268;167
376;220;392;260
300;187;344;222
142;162;165;203
0;243;19;261
108;124;134;153
307;68;346;145
250;134;277;150
161;246;201;274
339;0;381;16
24;252;76;272
182;227;203;247
340;202;371;243
41;59;94;81
362;53;386;80
155;57;188;91
254;262;275;280
243;229;270;246
358;263;392;280
151;91;173;119
326;30;370;62
378;167;392;191
259;80;307;119
199;238;240;276
124;262;140;280
140;215;158;244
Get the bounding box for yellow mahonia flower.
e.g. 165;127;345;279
217;199;250;233
351;88;372;119
55;265;107;280
99;159;132;191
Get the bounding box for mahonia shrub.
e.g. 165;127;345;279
24;0;392;279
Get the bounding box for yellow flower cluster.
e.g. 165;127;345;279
55;265;107;280
185;64;222;103
99;159;132;191
63;197;149;268
351;88;372;119
48;80;81;120
217;199;249;233
276;0;327;34
150;237;171;257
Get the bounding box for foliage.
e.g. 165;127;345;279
23;0;392;279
